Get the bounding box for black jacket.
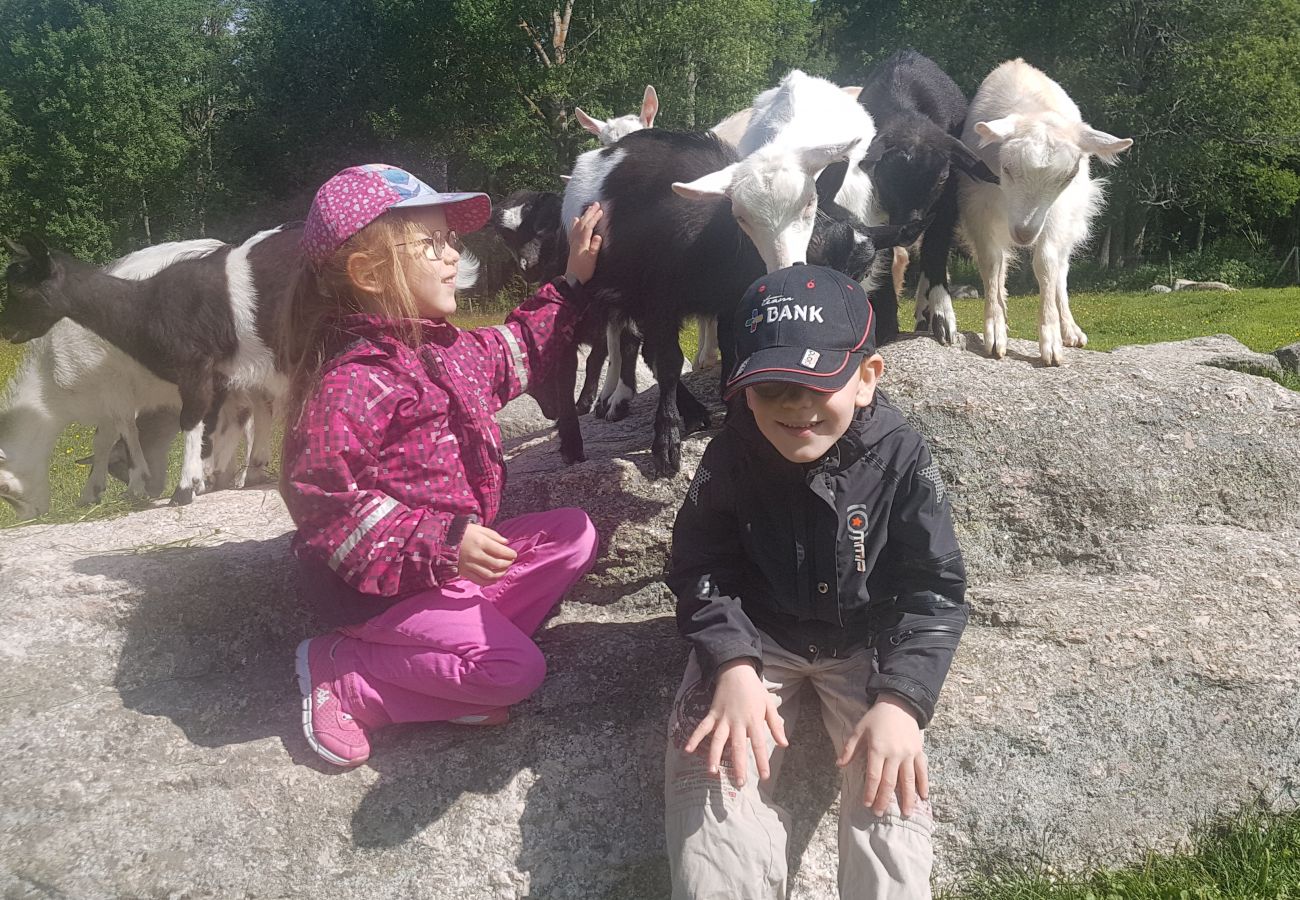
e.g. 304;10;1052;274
668;393;968;727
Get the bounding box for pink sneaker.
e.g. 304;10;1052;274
449;708;510;727
296;636;371;767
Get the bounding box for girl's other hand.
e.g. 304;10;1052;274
458;523;517;585
564;202;603;285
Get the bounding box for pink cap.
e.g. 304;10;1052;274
301;163;491;264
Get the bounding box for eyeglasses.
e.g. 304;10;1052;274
749;382;804;401
399;231;462;260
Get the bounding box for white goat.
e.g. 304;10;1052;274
575;85;659;145
671;70;875;274
0;240;224;519
958;59;1132;365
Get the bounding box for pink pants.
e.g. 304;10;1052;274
312;508;598;729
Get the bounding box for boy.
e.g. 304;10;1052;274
665;264;968;900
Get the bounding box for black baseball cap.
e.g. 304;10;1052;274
724;264;877;401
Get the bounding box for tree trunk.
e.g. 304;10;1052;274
685;53;698;129
1097;224;1112;268
1196;210;1206;252
1108;207;1127;269
141;194;152;244
1128;205;1149;264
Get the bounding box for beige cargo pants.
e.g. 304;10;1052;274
664;634;934;900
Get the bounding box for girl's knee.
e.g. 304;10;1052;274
548;507;600;568
489;640;547;704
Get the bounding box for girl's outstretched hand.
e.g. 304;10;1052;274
565;202;603;285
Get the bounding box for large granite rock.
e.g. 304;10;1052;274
2;333;1299;898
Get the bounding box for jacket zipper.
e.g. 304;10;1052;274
887;624;964;647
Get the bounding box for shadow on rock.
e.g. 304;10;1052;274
73;536;311;751
350;615;843;897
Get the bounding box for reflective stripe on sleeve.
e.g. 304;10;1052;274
328;495;400;572
492;324;529;393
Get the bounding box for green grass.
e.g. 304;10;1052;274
950;288;1300;355
947;803;1300;900
2;289;1298;528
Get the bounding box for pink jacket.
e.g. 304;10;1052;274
282;280;582;597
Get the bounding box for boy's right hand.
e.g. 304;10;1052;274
683;658;788;787
564;202;603;285
458;523;517;585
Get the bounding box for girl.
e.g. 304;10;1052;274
279;163;603;767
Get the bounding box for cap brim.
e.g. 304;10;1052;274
392;191;492;233
724;347;865;400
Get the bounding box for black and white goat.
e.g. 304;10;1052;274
1;226;299;505
0;240;222;518
856;50;1000;344
558;128;910;475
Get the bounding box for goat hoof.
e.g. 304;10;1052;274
682;412;711;435
170;487;194;506
651;442;682;478
559;435;587;464
575;398;595;416
592;400;610;419
607;401;632;423
244;464;271;486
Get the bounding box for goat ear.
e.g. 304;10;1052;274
816;160;850;212
1078;126;1133;163
799;139;860;176
861;137;888;174
672;165;737;200
17;233;50;269
862;212;935;251
3;236;26;258
840;85;863;102
575;107;605;136
974;116;1018;148
640;85;659;128
947;136;1000;184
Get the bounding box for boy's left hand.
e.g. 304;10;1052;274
564;202;603;285
836;695;928;817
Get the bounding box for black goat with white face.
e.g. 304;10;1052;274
490;190;568;284
488;189;639;462
858;50;999;345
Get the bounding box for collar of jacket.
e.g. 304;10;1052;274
728;397;879;482
332;313;460;347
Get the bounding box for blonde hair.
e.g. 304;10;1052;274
279;211;432;429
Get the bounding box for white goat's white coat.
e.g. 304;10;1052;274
958;59;1132;365
0;240;223;519
672;70;877;273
